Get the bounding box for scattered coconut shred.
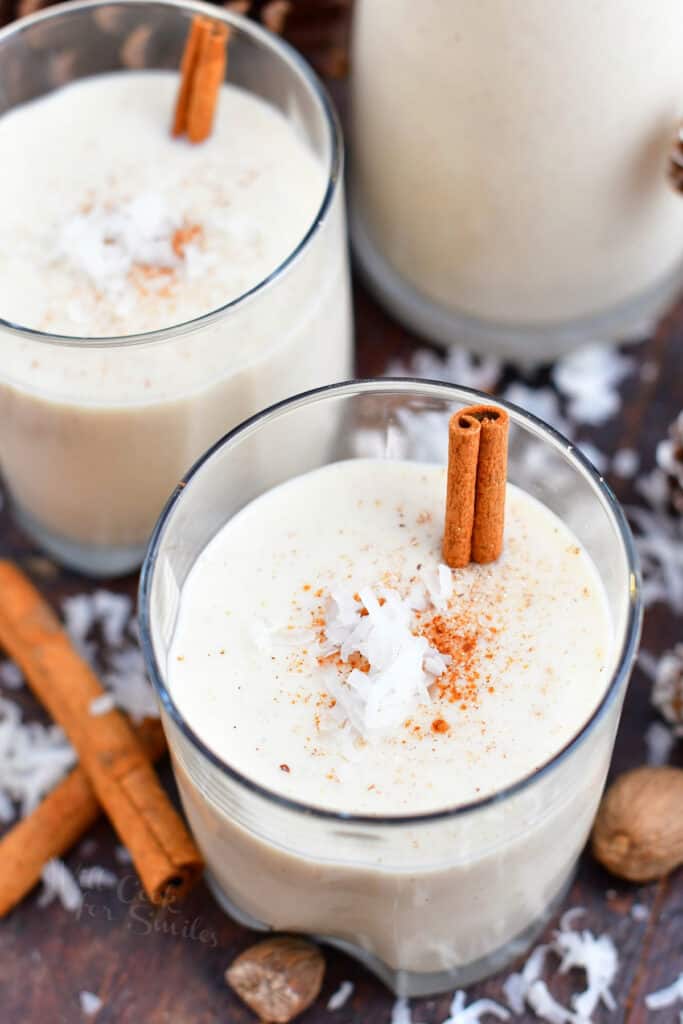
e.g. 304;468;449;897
38;859;83;913
78;866;118;890
79;990;103;1017
645;974;683;1012
383;340;636;479
392;991;509;1024
0;695;75;823
502;909;618;1022
327;981;354;1012
62;589;158;722
393;911;620;1024
0;589;154;911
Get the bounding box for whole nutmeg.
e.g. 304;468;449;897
592;765;683;882
226;935;325;1023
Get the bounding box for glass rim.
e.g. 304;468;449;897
139;378;643;828
0;0;343;348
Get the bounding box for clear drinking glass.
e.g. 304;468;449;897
350;0;683;361
0;0;351;576
139;379;642;998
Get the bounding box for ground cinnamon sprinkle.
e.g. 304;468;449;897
171;223;203;258
418;611;488;707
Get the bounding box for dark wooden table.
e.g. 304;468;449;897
1;274;682;1023
1;3;683;1017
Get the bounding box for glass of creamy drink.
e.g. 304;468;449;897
0;0;351;576
351;1;683;361
139;379;641;997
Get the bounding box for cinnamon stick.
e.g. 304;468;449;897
0;718;166;917
172;15;205;137
443;404;509;567
0;562;203;904
443;411;481;569
173;15;229;144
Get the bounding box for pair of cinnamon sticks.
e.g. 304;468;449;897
0;562;202;917
443;405;509;569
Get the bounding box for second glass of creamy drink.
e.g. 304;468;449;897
351;0;683;359
0;0;351;575
140;380;641;997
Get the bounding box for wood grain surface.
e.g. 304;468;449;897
0;2;683;1021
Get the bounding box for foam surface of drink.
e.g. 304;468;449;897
168;459;612;815
0;70;326;340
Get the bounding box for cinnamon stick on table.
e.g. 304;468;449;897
0;718;166;917
0;562;203;905
173;15;229;144
443;404;510;568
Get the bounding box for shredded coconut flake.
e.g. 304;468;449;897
79;991;103;1017
612;448;640;479
92;590;133;647
444;991;509;1023
646;973;683;1010
0;661;23;690
391;997;413;1024
62;593;98;652
644;721;675;766
503;944;548;1014
104;646;158;722
630;903;649;922
554;925;618;1017
60;193;182;295
321;585;449;737
552;344;633;425
501;911;618;1023
38;859;82;913
503;383;572;438
62;592;158;723
327;981;354;1011
0;696;75;821
526;981;575;1024
627;503;683;612
89;693;115;717
386;346;502;394
78;866;118;890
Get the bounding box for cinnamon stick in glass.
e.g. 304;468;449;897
173;15;229;144
443;404;509;567
443;410;481;568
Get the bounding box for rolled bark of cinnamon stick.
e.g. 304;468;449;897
187;20;228;144
0;718;166;917
172;15;205;137
443;404;509;567
443;411;481;568
0;562;203;904
173;15;229;144
469;405;509;564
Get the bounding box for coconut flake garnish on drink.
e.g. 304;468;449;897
317;579;452;738
58;193;207;319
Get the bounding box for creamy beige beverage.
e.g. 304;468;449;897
0;70;350;570
351;0;683;349
164;459;616;977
